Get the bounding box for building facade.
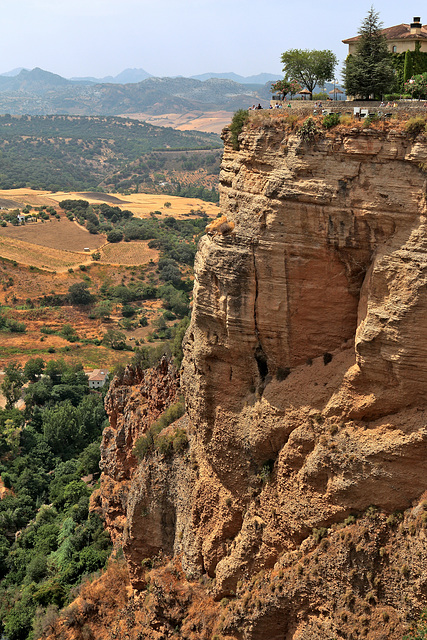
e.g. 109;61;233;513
87;369;109;389
343;17;427;55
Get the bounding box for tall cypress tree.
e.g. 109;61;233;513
344;8;396;99
403;50;413;83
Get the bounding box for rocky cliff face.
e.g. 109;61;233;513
95;116;427;640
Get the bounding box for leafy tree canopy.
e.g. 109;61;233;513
280;49;337;97
405;72;427;99
271;79;302;99
23;357;45;382
68;281;95;306
343;8;395;99
0;357;111;640
1;362;24;410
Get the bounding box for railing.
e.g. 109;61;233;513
267;99;427;119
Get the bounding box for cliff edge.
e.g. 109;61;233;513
94;114;427;640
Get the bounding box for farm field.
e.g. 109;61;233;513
0;235;87;271
100;241;159;265
0;261;142;306
123;110;234;134
0;188;220;219
0;272;165;369
0;333;133;371
50;191;221;219
0;189;218;270
0;217;106;251
0;295;175;370
0;187;208;372
0;189;60;209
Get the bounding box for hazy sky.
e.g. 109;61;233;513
1;0;422;79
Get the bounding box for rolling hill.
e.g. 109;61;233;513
0;68;271;116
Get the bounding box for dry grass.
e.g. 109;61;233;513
0;218;105;251
42;558;130;640
121;110;234;134
107;193;220;220
100;241;159;266
41;556;222;640
0;235;86;270
0;187;218;273
46;191;220;219
0;317;133;369
0;260;166;368
247;109;425;137
0;188;220;220
0;188;60;208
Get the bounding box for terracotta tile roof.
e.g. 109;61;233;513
343;23;427;44
88;369;109;381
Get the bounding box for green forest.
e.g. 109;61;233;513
0;214;198;638
0;114;221;639
0;359;111;640
0;115;221;199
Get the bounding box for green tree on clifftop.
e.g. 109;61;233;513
343;7;395;99
280;49;337;99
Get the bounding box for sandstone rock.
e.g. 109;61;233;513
94;357;180;547
97;119;427;638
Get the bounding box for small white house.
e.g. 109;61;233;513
87;369;109;389
17;214;26;224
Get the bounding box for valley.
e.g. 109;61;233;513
3;79;427;638
0;188;218;369
4;0;427;635
0;114;222;197
0;111;222;373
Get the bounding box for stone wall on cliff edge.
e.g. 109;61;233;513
97;115;427;640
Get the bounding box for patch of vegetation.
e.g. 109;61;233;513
0;358;111;640
297;117;319;142
386;511;403;527
257;459;275;484
229;110;249;150
404;611;427;639
0;314;26;333
405;116;427;137
133;398;186;461
0;115;221;193
323;113;340;129
312;527;329;543
363;113;379;127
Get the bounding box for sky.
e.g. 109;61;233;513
0;0;424;80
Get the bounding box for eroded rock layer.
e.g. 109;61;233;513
96;119;427;640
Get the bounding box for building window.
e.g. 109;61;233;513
392;45;397;52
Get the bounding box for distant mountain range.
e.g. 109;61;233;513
190;72;281;85
0;67;278;116
69;68;153;84
0;67;281;86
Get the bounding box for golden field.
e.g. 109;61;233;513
100;241;159;266
0;235;88;271
0;217;105;252
0;188;220;219
123;110;234;134
0;189;218;270
0;188;214;368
